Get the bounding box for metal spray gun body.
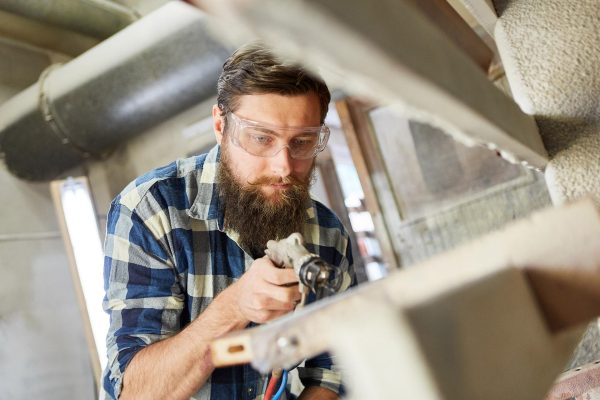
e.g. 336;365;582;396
265;232;343;306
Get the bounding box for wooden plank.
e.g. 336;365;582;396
335;99;400;269
316;151;368;282
525;267;600;332
210;199;600;399
210;334;253;367
200;0;548;169
406;0;493;72
447;0;498;37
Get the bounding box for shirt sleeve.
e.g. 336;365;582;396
101;200;184;399
297;233;355;395
297;353;345;395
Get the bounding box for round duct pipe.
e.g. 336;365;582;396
0;0;139;39
0;2;230;181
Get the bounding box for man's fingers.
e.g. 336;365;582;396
264;266;298;286
239;257;303;324
255;256;299;286
266;284;302;304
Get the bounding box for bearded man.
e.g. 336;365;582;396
102;43;355;400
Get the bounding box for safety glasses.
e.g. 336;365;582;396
225;112;330;160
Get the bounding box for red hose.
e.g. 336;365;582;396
264;370;282;400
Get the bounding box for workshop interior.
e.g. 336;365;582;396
0;0;599;398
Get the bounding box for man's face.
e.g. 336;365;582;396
213;93;321;201
212;92;323;256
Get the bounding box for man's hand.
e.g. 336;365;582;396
232;256;301;323
119;258;301;399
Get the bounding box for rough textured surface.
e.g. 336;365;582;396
545;130;600;206
494;0;600;369
567;322;600;369
495;0;600;148
398;172;551;266
494;0;600;195
545;358;600;400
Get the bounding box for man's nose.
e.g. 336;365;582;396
270;146;293;176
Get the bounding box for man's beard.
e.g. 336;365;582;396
217;142;314;258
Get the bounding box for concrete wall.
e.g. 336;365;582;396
0;38;220;398
0;40;95;398
86;96;218;231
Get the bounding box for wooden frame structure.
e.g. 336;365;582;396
211;200;600;399
447;0;498;37
199;0;547;170
190;0;599;398
337;96;546;267
314;149;368;282
334;98;401;269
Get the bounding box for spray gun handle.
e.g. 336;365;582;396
265;233;314;275
265;233;342;300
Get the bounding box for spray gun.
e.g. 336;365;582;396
259;233;344;400
265;233;343;306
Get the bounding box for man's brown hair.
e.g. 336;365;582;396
216;43;331;123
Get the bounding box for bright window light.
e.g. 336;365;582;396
348;211;375;232
365;261;388;281
51;177;107;384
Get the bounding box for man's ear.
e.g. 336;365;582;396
212;104;224;145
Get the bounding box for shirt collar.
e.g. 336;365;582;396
186;145;224;228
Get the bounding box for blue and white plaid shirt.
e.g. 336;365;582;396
102;145;355;399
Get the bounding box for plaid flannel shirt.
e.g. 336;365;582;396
101;145;355;399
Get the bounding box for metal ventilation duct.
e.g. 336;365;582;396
0;2;230;181
0;0;139;39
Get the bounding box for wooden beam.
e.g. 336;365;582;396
335;99;401;269
210;199;600;399
447;0;498;37
406;0;493;72
525;267;600;332
315;151;368;282
201;0;548;169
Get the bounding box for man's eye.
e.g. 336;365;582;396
250;134;273;146
291;137;317;148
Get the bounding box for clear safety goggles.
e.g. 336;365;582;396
225;112;330;160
